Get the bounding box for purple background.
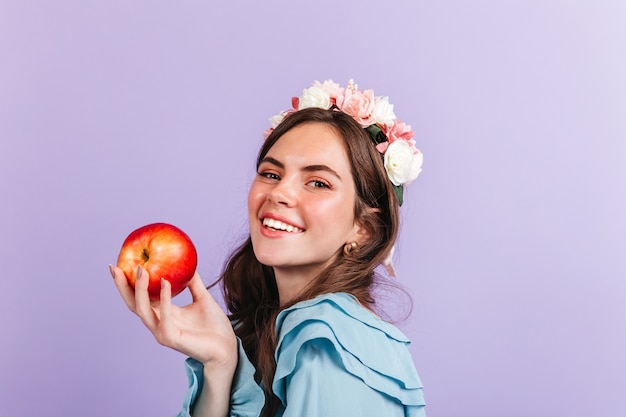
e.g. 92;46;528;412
1;1;625;416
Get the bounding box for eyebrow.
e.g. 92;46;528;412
259;156;343;181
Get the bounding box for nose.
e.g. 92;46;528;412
267;177;297;207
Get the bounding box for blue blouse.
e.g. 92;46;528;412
176;292;426;417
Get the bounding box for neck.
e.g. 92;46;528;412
273;265;323;306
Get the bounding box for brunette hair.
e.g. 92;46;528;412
218;107;400;416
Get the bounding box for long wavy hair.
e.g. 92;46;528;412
216;107;400;416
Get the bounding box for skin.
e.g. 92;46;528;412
110;122;370;417
248;122;368;304
110;266;237;417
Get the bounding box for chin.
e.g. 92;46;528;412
251;246;283;268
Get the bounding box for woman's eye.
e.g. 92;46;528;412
308;180;330;189
259;172;280;180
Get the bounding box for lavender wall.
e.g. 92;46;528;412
1;1;625;416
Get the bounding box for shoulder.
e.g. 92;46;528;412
275;292;411;352
273;293;425;410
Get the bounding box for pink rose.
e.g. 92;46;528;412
376;120;416;154
336;88;377;127
385;120;415;145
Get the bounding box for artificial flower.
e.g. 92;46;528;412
312;79;343;102
375;120;416;153
265;79;424;194
384;140;422;186
386;120;415;144
298;85;332;110
372;96;396;127
269;111;287;128
336;87;377;127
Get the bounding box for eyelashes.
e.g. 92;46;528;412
259;171;280;180
257;171;332;190
307;180;330;189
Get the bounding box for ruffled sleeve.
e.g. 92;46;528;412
175;338;264;417
272;293;426;417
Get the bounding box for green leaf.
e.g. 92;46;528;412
365;124;387;145
393;185;404;206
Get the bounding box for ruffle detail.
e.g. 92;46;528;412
272;293;425;410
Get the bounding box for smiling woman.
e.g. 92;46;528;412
110;80;426;417
249;123;363;301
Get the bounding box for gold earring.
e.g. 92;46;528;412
343;241;359;256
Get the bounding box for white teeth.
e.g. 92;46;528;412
262;218;301;233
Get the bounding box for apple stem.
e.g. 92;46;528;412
142;248;150;262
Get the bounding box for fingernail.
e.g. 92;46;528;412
136;265;143;281
161;278;166;288
108;264;115;279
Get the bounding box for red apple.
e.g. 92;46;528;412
116;223;197;300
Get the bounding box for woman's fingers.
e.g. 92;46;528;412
110;264;187;351
134;266;159;330
157;277;176;345
187;272;210;302
159;278;172;310
110;264;137;312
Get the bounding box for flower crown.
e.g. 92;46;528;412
264;79;423;206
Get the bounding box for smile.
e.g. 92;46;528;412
262;218;303;233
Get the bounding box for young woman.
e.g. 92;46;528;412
110;80;426;417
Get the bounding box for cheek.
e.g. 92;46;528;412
247;182;264;213
305;194;356;231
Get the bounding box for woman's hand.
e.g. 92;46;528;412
110;265;238;371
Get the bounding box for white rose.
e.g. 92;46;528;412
384;140;423;186
269;112;286;128
298;86;332;110
373;96;396;126
407;149;424;184
313;79;343;99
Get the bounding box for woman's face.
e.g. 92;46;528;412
248;122;363;286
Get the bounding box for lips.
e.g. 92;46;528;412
259;212;305;234
262;217;303;233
